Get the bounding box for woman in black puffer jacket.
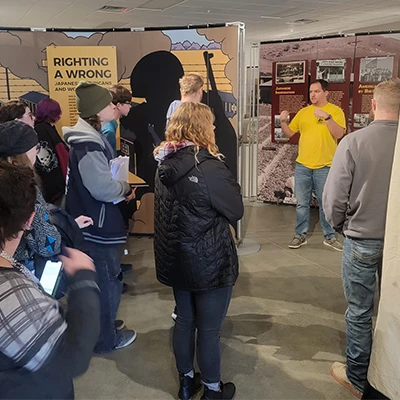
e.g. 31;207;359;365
154;102;243;400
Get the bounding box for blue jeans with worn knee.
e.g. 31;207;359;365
294;162;335;239
85;241;123;353
173;286;232;384
342;237;383;392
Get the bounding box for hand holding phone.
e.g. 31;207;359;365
40;260;63;296
59;247;95;277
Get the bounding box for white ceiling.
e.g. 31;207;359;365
0;0;399;42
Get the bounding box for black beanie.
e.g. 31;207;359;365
0;121;38;158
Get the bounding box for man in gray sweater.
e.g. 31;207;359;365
323;78;400;398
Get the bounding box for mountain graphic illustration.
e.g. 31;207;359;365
171;40;221;51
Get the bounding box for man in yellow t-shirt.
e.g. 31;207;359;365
280;79;346;251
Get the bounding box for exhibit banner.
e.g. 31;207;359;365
271;60;309;144
47;45;118;130
311;58;351;126
0;27;240;235
352;56;398;130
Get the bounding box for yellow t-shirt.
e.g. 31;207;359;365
289;103;346;169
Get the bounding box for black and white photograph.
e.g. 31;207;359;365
316;59;346;83
276;61;305;84
274;114;290;128
360;56;394;82
353;113;371;128
274;114;282;128
274;127;289;142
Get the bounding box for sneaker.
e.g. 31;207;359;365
115;320;125;331
330;362;362;399
324;238;343;252
178;372;202;400
288;235;307;249
201;382;236;400
115;330;137;350
121;263;133;274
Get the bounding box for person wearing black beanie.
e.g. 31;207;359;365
0;120;62;274
0;120;38;161
0;121;92;274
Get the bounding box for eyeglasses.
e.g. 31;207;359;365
112;101;132;106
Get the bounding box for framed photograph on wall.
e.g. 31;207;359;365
359;56;394;83
353;113;371;128
316;59;346;83
274;115;289;142
275;61;305;84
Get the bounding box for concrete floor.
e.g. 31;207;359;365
75;203;355;400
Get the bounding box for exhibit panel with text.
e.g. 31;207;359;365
0;26;241;234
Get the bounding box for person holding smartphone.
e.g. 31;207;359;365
0;119;93;280
0;162;100;400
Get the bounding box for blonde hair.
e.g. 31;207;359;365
155;102;222;160
179;73;204;96
374;78;400;114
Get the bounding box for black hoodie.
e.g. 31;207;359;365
154;146;243;291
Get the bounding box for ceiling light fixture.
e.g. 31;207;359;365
260;16;282;20
135;0;189;12
286;18;319;25
97;6;131;13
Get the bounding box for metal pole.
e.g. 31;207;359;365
5;68;11;100
236;22;245;241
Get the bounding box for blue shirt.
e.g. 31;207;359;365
166;100;182;127
102;120;118;157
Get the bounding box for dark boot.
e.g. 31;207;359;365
178;372;202;400
201;382;236;400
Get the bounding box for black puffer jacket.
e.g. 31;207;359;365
154;146;244;291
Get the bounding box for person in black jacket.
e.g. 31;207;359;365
0;162;100;400
154;102;244;400
34;98;69;205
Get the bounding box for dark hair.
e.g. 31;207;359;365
109;85;132;105
35;98;62;124
0;162;36;250
0;101;28;123
311;79;329;91
82;115;101;131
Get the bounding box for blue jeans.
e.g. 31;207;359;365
294;162;335;239
173;286;232;384
85;241;123;353
342;237;383;392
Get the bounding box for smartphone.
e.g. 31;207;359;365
40;260;63;296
